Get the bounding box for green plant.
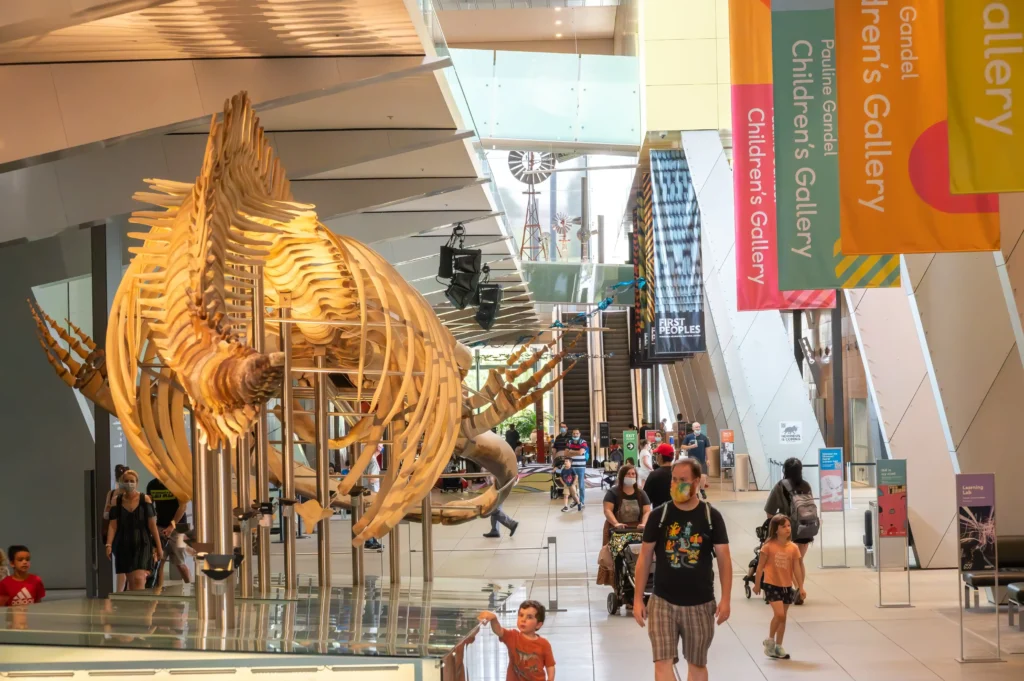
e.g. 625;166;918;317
500;410;538;441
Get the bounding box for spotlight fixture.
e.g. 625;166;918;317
555;33;563;38
438;223;482;309
474;266;503;331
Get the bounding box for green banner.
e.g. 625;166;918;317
772;0;899;290
622;430;639;464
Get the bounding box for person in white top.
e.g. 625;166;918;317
364;444;384;550
637;441;654;488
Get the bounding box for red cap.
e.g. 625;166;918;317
655;443;675;459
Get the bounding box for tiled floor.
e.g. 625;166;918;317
295;479;1021;681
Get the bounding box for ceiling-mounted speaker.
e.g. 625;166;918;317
475;283;503;330
445;269;482;309
438;245;455;278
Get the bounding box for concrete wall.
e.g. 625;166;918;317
450;39;614;54
642;0;730;132
846;285;958;568
684;129;826;491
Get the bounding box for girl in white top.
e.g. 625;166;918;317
637;442;654;488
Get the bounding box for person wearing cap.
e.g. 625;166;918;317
644;443;677;508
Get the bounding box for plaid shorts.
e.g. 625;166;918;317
647;595;716;666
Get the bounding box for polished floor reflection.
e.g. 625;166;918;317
0;578;514;659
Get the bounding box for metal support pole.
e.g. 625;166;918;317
388;526;401;586
352;489;364;587
597;214;605;264
313;351;332;592
421;494;434;583
193;417;215;622
281;305;298;596
793;310;803;377
252;274;272;597
235;437;253;598
212;443;236;630
831;291;845;449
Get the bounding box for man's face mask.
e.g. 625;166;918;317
560;427;567;434
694;429;701;436
670;480;694;504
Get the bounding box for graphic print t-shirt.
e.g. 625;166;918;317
0;575;45;606
147;478;180;529
642;501;728;606
500;629;554;681
558;468;577;487
604;488;651;524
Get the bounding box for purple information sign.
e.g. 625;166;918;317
957;474;995;507
956;473;996;572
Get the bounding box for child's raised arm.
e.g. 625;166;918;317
477;610;503;638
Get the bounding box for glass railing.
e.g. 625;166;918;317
450;48;642;147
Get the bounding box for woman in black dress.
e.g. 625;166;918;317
105;469;163;590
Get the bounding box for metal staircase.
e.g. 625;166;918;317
601;310;634;444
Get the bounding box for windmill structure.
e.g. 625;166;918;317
552;212;580;260
508;150;555;261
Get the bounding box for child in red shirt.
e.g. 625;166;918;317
479;600;555;681
0;545;45;606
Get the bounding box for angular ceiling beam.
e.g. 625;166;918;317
326;209;499;244
0;55;452;172
292;177;489;221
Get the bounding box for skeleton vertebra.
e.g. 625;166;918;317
31;93;575;544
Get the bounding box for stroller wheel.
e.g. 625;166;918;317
745;583;752;599
606;592;619;616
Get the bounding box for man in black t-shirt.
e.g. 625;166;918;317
146;478;192;585
643;444;676;509
633;458;731;681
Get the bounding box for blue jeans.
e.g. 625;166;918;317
572;466;587;504
490;506;515;533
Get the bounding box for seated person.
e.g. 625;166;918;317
607;439;624;464
557;459;582;513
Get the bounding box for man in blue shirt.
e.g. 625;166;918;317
682;422;711;499
566;428;589;506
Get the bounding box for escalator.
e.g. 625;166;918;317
602;310;633;444
560;312;592;445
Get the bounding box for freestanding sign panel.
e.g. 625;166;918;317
819;447;844;512
877;460;908;538
954;472;1001;662
720;430;735;469
956;473;996;572
622;430;639;464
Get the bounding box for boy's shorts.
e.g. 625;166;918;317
647;595;716;667
161;529;188;566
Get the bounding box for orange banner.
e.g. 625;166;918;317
835;0;999;254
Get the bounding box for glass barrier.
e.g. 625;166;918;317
451;48;642;147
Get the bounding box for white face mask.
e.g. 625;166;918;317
624;476;637;486
694;429;701;436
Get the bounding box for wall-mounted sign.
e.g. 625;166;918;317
779;421;803;445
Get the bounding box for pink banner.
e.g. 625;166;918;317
731;87;835;311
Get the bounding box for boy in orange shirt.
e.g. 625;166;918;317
479;600;555;681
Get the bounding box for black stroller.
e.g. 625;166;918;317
606;528;653;615
742;518;771;599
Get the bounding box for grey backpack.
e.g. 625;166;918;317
783;480;820;540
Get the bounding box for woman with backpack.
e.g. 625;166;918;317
764;458;818;605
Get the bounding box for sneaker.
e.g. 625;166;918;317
774;644;790;660
510;521;519;537
561;505;570;513
569;500;578;508
482;531;500;538
578;503;584;512
763;639;776;658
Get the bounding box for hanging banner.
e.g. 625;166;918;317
818;447;844;512
835;0;1000;254
946;2;1024;194
956;473;996;571
877;459;908;538
649;149;705;355
771;0;900;290
720;429;736;468
728;0;837;310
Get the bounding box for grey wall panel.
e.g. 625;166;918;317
0;229;94;588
